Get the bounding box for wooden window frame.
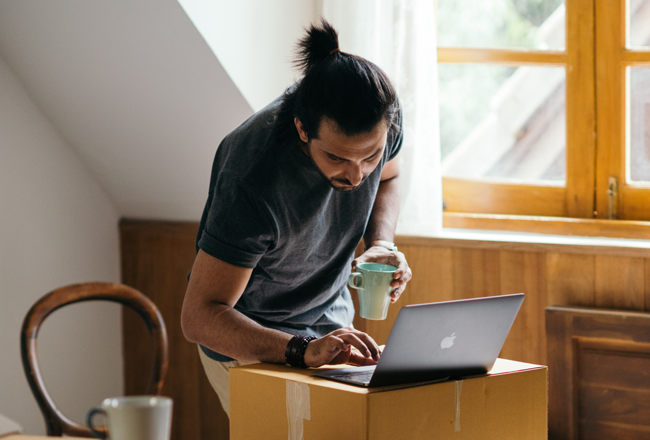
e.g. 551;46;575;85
438;0;650;238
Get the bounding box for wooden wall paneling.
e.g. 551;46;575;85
351;241;367;334
117;221;650;439
594;256;645;310
498;251;547;365
546;306;650;440
451;248;501;299
546;253;596;307
643;258;650;312
400;245;455;305
120;220;229;440
546;308;574;439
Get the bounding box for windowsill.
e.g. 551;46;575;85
442;212;650;240
438;227;650;249
396;221;650;257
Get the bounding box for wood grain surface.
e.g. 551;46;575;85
546;307;650;439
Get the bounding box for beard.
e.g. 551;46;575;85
328;175;370;193
300;141;370;193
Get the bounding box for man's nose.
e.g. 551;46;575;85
345;163;364;186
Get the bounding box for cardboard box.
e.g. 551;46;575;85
230;358;547;440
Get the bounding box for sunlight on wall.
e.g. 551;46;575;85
178;0;320;111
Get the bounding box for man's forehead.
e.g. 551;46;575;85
318;117;387;136
316;118;388;157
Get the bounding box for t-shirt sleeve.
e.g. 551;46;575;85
387;103;404;161
198;185;275;269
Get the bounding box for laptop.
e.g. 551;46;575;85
312;293;524;388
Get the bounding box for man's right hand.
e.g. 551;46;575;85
303;327;381;367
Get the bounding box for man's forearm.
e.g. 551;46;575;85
184;301;292;363
364;176;400;246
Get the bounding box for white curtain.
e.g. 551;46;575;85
321;0;442;236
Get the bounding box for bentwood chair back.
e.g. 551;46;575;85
20;282;169;437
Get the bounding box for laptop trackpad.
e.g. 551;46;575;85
313;366;376;386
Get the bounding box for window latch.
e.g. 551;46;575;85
607;177;618;220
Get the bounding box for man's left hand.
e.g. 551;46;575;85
352;246;412;303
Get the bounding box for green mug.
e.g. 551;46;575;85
348;263;397;320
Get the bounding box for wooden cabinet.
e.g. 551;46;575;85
546;307;650;440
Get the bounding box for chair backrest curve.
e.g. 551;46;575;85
20;282;168;437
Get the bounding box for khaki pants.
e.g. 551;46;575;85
197;345;254;417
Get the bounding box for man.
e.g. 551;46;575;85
181;20;412;415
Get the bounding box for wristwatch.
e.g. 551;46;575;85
364;240;398;252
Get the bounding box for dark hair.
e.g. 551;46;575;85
273;19;399;144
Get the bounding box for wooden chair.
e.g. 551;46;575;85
21;282;169;437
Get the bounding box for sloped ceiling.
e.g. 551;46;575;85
0;0;253;221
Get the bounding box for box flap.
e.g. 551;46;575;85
233;363;371;394
233;358;547;395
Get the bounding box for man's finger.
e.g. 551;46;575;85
344;331;381;361
326;335;350;352
338;333;372;358
349;329;381;356
338;330;381;361
346;350;378;366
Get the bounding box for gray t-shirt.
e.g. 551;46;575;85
196;91;403;361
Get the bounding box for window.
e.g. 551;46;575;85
437;0;650;237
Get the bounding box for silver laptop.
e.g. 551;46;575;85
312;293;524;387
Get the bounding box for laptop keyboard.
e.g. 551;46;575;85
330;371;373;383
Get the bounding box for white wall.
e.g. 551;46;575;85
0;54;122;435
0;0;253;221
179;0;321;112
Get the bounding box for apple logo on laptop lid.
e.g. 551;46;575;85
440;332;456;349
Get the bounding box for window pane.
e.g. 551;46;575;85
439;64;566;183
437;0;565;50
629;0;650;47
628;67;650;182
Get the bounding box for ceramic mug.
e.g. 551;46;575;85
348;263;397;320
86;396;172;440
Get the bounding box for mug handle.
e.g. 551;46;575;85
348;272;364;290
85;407;108;439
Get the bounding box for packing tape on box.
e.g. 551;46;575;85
454;380;463;432
286;381;311;440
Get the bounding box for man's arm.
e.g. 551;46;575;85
181;250;290;362
181;250;381;366
356;158;412;302
363;157;401;245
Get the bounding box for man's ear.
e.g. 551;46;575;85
294;117;309;143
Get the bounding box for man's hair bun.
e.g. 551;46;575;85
294;18;339;74
272;18;399;144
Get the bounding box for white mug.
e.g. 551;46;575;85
86;396;172;440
